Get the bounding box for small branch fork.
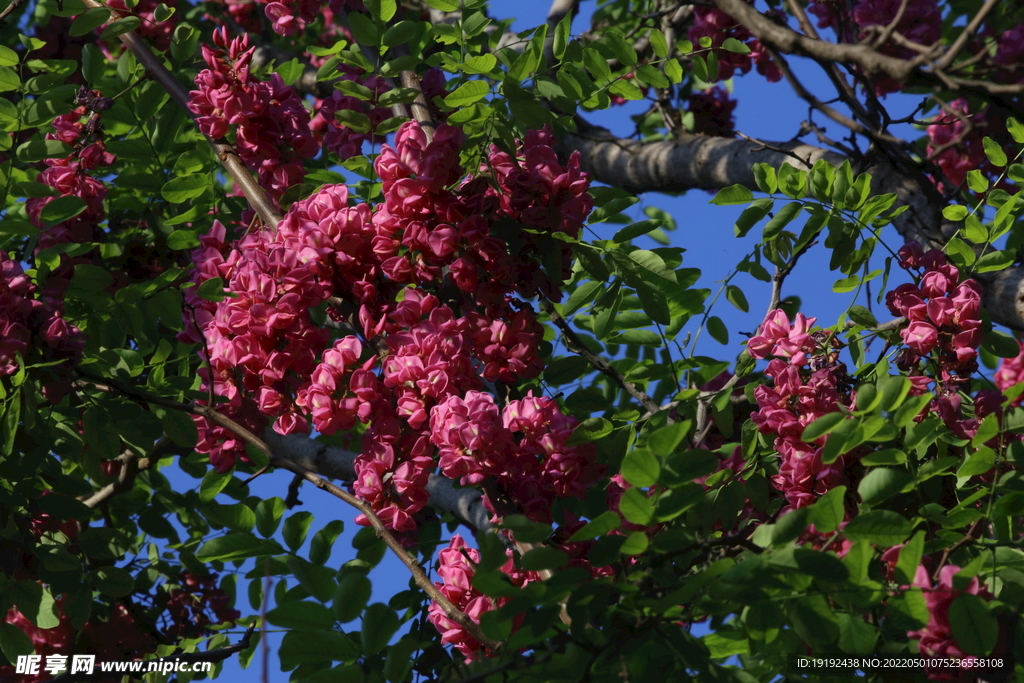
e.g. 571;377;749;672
78;0;282;228
539;299;660;415
73;372;500;653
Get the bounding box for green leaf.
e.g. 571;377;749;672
734;198;774;237
334;108;371;134
861;448;906;466
725;285;749;312
283;511;314;552
621;448;661;487
334;574;372;622
567;511;621;541
648;422;690;456
894;530;924;585
267;601;336;631
842;510;912;547
255;497;286;538
707;316;728;345
802;413;846;442
613;219;662;243
444;80;490;108
91;566;135;598
966;169;989;194
721;37;751;54
1008;117;1024;144
362;603;399;655
566;417;612;445
949;594;998;654
200;468;231;502
649;28;668;59
100;16;140;39
0;623;34;661
279;630;359;668
520;547;568;570
604;30;637;67
365;0;396;22
561;280;603;317
618;486;654;525
984;329;1020;359
762;202;802;240
195;533;284;562
347;12;379;45
619;531;649;555
203;502;256;533
711;184;753;206
942;205;968;221
162;173;208;203
857;467;912;506
39;195;87;227
309;520;344;565
809;485;845;534
983;137;1007;167
69;7;110;36
974;249;1016;273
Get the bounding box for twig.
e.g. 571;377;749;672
765;238;817;319
932;518;983;583
82;450;152;508
934;0;999;71
539;299;660;415
0;0;28;22
79;0;283;229
868;0;910;50
735;131;813;169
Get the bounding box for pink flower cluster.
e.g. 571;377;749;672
181;183;372;470
27;90;115;255
886;243;982;386
426;534;540;660
688;2;781;83
925;99;987;189
747;310;857;509
186;121;594;520
909;565;994;674
188;29;317;198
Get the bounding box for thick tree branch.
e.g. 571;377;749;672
261;432;491;532
556;118;1024;332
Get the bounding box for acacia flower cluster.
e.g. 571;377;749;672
186;122;594;521
188;29;318;198
427;535;540;660
886;242;986;438
909;564;994;675
747;310;856;510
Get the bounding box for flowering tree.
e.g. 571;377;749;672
4;0;1024;680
